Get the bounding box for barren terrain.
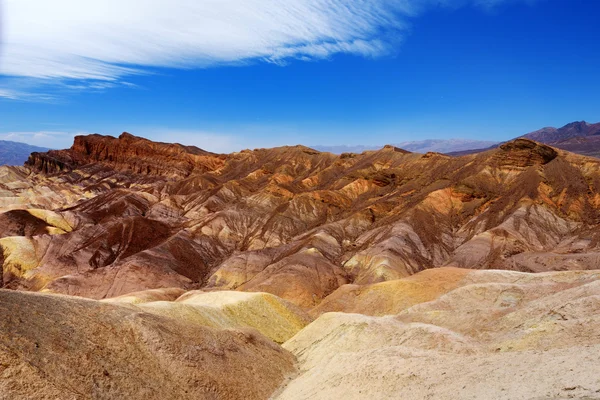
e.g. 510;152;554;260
1;133;600;399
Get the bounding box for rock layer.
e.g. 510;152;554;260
3;133;600;308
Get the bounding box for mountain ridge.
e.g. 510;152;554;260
2;133;600;305
4;132;600;399
522;120;600;143
448;120;600;157
314;121;600;158
0;140;49;166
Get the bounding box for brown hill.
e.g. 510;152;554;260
3;133;600;309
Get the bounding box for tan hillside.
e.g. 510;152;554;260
1;134;600;308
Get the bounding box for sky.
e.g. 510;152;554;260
0;0;599;152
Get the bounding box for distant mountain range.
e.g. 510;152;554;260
4;121;600;169
521;121;600;158
313;139;498;154
316;121;600;159
522;121;600;143
448;121;600;158
0;140;50;166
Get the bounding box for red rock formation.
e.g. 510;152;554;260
27;132;226;178
5;134;600;308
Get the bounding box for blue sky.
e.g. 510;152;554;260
0;0;599;152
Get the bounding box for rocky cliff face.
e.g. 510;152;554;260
4;133;600;308
26;132;226;177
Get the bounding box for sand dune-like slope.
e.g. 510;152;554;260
0;289;296;400
2;269;600;399
105;289;312;343
277;268;600;400
311;267;470;316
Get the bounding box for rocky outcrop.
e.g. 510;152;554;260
27;132;226;178
5;134;600;308
494;138;557;167
26;150;75;174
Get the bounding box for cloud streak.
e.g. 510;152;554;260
0;0;538;97
1;1;413;81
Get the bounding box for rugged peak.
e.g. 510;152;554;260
421;151;449;159
563;121;589;130
27;133;225;178
495;138;558;167
499;138;538;149
118;132;139;141
522;120;600;143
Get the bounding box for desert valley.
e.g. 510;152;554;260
1;131;600;399
2;1;599;397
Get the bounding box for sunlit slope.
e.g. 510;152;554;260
276;268;600;400
0;289;296;400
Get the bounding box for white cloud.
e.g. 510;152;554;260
0;0;538;97
0;89;20;99
0;0;414;82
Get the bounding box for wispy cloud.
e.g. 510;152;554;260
0;0;538;98
0;87;60;102
0;89;20;99
1;1;413;81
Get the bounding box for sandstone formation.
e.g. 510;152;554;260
1;133;600;309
